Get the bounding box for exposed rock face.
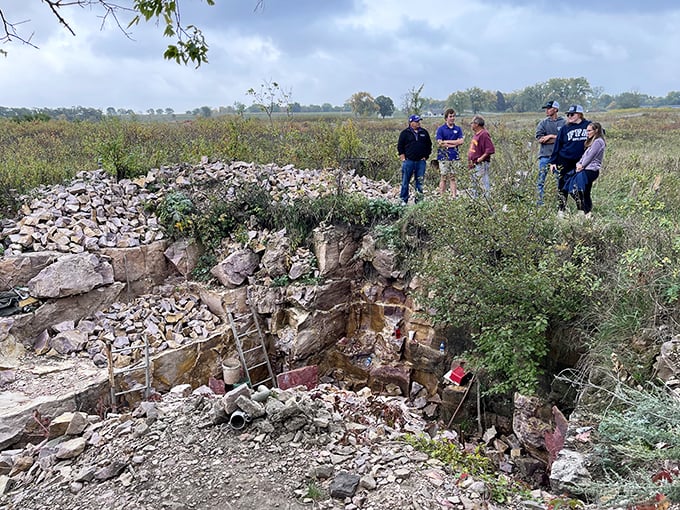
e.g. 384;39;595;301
0;251;61;291
27;253;114;298
549;449;592;494
656;334;680;388
512;393;553;463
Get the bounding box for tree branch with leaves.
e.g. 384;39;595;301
0;1;264;65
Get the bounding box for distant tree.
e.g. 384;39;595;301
147;108;155;115
106;107;117;116
467;87;487;114
347;91;378;117
614;91;643;109
233;101;246;117
598;94;614;110
445;90;470;113
401;84;425;115
589;86;605;110
543;77;592;109
155;108;164;115
321;103;334;113
246;79;291;122
199;106;212;117
290;102;302;113
664;91;680;105
0;1;265;65
495;91;507;112
375;95;395;118
165;108;174;115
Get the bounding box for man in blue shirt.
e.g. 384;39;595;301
435;109;465;199
397;115;432;205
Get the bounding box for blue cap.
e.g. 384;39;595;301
408;115;422;123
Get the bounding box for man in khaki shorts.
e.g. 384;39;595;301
435;108;465;198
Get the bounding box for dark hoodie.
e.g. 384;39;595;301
548;118;591;172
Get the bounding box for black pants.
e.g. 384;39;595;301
575;170;599;213
557;162;577;212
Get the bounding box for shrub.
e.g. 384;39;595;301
410;198;600;395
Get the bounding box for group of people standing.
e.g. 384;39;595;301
396;102;606;216
537;101;606;216
397;111;495;204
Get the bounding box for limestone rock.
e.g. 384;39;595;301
27;253;114;298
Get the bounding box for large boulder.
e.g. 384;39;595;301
0;252;62;291
211;249;260;288
27;253;114;298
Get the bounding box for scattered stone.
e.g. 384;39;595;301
329;472;361;499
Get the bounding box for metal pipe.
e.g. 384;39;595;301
229;410;251;430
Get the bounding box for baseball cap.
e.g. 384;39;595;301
408;115;422;123
566;104;584;114
541;100;559;109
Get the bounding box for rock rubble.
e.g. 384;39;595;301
0;383;556;510
1;162;398;257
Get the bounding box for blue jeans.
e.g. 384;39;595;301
470;161;491;197
400;159;426;203
537;156;558;205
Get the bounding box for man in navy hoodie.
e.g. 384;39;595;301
397;115;432;205
548;104;590;214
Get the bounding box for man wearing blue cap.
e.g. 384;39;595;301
397;114;432;205
535;100;565;205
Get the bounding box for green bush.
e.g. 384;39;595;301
407;197;600;395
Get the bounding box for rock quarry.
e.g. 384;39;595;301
2;160;679;509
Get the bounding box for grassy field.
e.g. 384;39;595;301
2;109;680;504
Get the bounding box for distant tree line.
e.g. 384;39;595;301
0;106;103;122
347;77;680;117
3;76;680;121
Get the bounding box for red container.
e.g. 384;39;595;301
444;365;473;385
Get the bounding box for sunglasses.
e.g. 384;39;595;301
566;113;577;117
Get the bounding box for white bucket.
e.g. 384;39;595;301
222;359;241;384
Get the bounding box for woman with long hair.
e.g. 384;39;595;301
574;121;606;216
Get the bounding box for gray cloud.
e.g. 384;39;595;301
1;0;679;112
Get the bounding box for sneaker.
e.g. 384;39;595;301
399;200;407;207
584;212;592;220
557;210;565;218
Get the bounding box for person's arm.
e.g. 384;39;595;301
536;119;557;144
450;132;465;147
536;119;547;141
397;131;406;161
577;139;604;171
548;129;562;168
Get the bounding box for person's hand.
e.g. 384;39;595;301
550;164;557;172
576;164;583;172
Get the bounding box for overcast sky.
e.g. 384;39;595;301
1;0;679;113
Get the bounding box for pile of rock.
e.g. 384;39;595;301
0;161;398;257
1;170;165;256
0;383;556;510
35;289;223;368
